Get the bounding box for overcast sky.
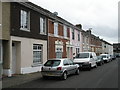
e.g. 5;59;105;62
29;0;119;44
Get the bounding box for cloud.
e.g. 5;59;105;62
29;0;119;44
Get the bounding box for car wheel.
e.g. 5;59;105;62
43;76;48;79
88;64;91;71
95;63;97;68
75;69;80;75
62;72;67;80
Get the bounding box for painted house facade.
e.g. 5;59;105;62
2;2;48;77
0;2;11;77
70;24;83;58
101;40;113;55
113;43;120;57
0;2;3;79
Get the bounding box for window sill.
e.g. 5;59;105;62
31;63;43;67
64;37;69;39
40;32;47;35
20;28;30;32
54;35;59;37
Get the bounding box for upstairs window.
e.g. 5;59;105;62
78;33;80;41
40;17;46;34
54;22;58;36
64;25;67;37
20;10;30;31
72;29;75;40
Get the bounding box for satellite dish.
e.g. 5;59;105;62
53;12;58;16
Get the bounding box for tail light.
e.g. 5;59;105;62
57;67;62;70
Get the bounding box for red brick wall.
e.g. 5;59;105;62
48;36;69;59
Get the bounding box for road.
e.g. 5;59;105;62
11;59;118;88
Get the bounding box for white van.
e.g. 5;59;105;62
100;54;110;63
73;52;97;70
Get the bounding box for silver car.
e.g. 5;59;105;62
41;58;80;80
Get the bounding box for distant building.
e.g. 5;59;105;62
113;43;120;57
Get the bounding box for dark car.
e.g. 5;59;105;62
111;55;116;60
96;56;104;66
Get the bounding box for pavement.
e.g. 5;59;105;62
2;71;42;88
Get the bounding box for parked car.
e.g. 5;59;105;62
100;54;110;63
73;52;97;70
96;56;104;66
41;58;80;80
110;55;116;60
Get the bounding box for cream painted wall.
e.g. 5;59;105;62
11;36;47;68
2;2;10;40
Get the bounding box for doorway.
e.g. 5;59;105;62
12;42;17;74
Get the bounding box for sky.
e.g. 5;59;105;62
29;0;119;44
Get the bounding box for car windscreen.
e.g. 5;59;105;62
44;60;61;67
101;55;106;58
75;53;89;58
97;56;102;59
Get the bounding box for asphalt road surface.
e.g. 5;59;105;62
11;59;118;88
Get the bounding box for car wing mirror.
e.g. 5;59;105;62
90;56;93;58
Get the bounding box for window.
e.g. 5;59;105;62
44;60;61;67
68;59;74;65
78;33;80;41
20;10;30;31
72;29;74;40
54;22;58;36
56;48;62;58
64;25;67;37
75;53;89;58
40;17;46;34
33;44;42;64
76;48;80;55
63;60;69;65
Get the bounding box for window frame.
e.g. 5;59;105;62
64;25;67;38
72;29;75;40
78;33;80;41
33;44;43;64
54;22;58;36
40;17;46;35
20;9;30;31
56;47;62;58
63;60;69;66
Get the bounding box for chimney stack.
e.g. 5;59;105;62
76;24;82;29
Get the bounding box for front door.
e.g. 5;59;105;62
12;43;16;74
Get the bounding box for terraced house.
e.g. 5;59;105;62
1;2;48;77
48;16;74;59
71;24;83;58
